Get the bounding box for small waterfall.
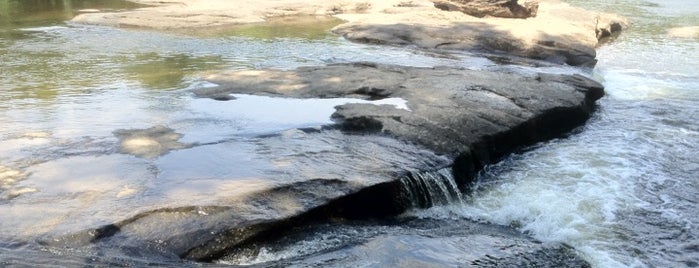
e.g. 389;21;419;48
401;168;464;208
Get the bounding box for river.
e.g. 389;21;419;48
440;0;698;267
1;0;697;267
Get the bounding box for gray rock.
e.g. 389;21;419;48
202;62;602;159
433;0;539;19
331;3;627;67
201;62;603;195
333;23;600;66
53;63;602;263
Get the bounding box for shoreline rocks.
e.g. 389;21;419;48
71;0;626;66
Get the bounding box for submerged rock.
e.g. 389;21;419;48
667;26;699;39
0;166;34;200
113;125;193;159
220;217;590;267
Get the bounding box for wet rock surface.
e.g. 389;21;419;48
332;1;626;66
39;62;604;264
201;62;603;163
43;129;450;261
220;217;590;267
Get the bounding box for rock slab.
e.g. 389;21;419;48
41;62;605;263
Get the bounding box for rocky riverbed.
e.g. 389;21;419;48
1;0;626;266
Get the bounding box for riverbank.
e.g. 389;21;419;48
72;0;626;66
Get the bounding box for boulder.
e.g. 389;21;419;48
433;0;539;19
333;1;628;66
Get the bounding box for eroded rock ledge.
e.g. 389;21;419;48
200;62;603;189
333;1;626;66
49;63;603;263
71;0;626;66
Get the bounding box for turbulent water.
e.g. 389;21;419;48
415;1;699;267
1;0;698;267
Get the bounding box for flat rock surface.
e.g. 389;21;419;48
200;62;603;158
71;0;626;65
16;62;604;262
333;0;626;66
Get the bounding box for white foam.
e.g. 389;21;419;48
412;133;658;267
19;26;69;32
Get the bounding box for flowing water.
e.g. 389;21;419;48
1;0;697;267
414;1;699;267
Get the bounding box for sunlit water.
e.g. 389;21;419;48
1;0;698;267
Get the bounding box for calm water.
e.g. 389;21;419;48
1;0;698;267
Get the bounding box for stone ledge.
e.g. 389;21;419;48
71;0;627;65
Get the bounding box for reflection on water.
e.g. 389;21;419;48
125;53;226;90
0;0;144;29
181;16;345;40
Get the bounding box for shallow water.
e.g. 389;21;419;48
1;0;697;267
